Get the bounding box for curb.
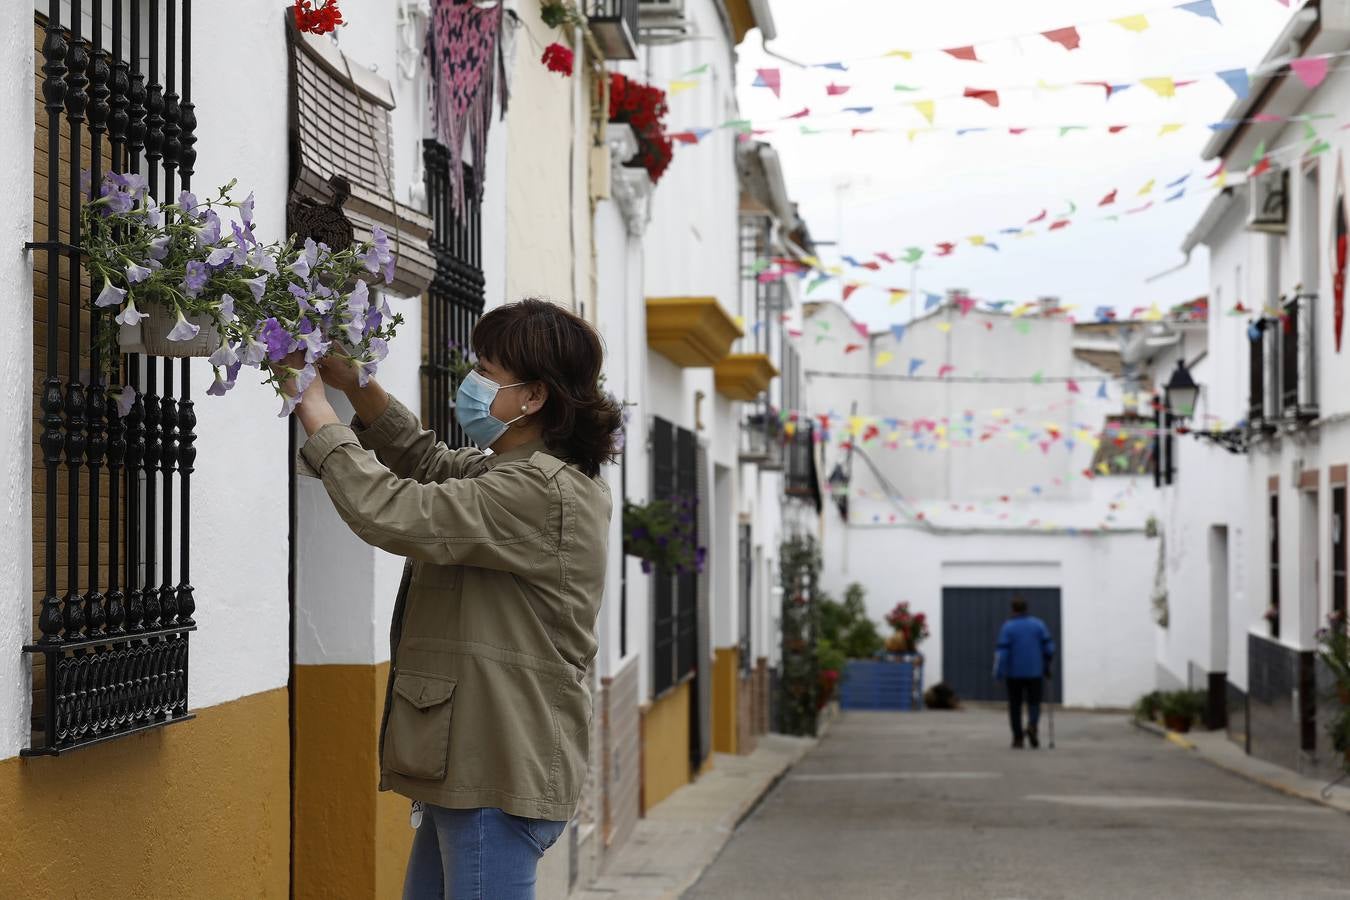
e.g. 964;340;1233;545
1129;716;1349;816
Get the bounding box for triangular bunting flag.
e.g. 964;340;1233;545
1291;56;1330;89
891;324;907;341
1141;77;1176;98
1176;1;1220;24
964;87;999;107
669;80;699;96
908;359;925;376
913;100;936;124
1217;69;1250;101
1042;26;1080;50
943;46;979;61
826;82;851;96
752;68;781;98
1099;189;1118;206
1112;15;1150;32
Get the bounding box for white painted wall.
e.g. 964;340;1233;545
0;8;38;756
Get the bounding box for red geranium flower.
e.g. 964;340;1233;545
293;0;343;35
541;42;574;77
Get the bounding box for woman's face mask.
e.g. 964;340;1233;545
454;369;531;448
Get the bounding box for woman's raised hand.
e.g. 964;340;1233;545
316;351;364;394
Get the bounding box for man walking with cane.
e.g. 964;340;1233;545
994;596;1056;749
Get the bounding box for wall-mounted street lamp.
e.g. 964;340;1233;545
1164;359;1249;455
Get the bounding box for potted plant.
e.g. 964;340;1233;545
622;496;705;575
883;601;928;656
1134;690;1163;724
606;73;674;185
815;638;846;710
1316;611;1350;769
82;172;403;416
1158;689;1205;733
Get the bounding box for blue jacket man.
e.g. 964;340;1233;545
994;597;1056;748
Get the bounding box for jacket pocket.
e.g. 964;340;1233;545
385;671;457;781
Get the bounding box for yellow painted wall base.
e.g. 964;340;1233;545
640;681;691;814
712;647;739;755
0;688;290;899
294;661;414;900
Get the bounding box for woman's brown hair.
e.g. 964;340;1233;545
471;298;622;478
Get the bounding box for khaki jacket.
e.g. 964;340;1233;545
300;395;612;821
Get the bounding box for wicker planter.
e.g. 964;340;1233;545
119;304;217;358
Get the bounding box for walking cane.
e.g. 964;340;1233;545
1046;675;1055;750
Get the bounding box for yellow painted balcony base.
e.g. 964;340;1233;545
713;647;740;754
0;687;289;898
294;661;414;900
714;353;778;401
640;681;691;813
646;296;742;367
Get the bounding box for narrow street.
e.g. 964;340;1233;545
686;709;1350;900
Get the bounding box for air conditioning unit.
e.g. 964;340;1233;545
638;0;692;42
1247;168;1289;234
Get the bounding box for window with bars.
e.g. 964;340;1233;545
650;416;698;698
1269;491;1281;639
420;140;484;444
26;1;198;756
738;522;752;675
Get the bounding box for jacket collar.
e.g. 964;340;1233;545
486;438;550;468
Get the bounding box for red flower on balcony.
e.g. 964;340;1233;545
541;42;574;77
293;0;344;35
607;73;674;185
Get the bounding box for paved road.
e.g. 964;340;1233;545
685;708;1350;900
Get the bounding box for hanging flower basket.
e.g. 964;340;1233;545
123;304;219;358
622;496;705;575
82;172;404;416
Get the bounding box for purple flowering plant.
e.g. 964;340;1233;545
621;495;705;576
82;172;404;416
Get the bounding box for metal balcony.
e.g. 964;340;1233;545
740;411;784;469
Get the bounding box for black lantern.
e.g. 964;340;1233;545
1164;359;1200;420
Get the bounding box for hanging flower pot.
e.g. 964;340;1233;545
126;304;219;358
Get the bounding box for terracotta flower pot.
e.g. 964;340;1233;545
1163;713;1192;734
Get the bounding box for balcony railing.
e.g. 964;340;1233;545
784;422;821;509
740;410;784;469
585;0;639;60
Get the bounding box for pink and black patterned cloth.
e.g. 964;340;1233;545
426;0;509;216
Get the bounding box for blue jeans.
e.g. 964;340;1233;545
402;804;568;899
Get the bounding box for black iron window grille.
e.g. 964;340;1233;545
1280;292;1317;421
650;416;698;698
737;522;752;675
421;140;484;446
1334;484;1346;618
1247;319;1267;428
26;0;198;756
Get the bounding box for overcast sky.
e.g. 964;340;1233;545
725;0;1299;330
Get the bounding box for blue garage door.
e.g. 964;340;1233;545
941;587;1062;704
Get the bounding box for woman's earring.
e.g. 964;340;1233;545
521;405;528;413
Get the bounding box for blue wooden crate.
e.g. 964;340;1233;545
839;658;924;711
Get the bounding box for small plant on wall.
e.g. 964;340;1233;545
779;535;822;737
622;496;705;575
1317;611;1350;770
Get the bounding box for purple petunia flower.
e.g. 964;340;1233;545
244;274;268;301
240;334;269;367
640;559;653;575
344;279;370;343
289;254;311;280
206;369;231;397
208;337;240;369
240;192;255;228
182;259;210;298
360;226;396;285
178;189;201;218
125;261;152;284
148;234;172;261
109;385;136;418
259;317;298;362
193;209;222;248
219;292;237;322
144;200;164;229
278;364;318;417
94;277;126;308
297;318;330;363
304;237;319;269
206;246;235;268
250;242;278;275
114;298;148;327
165;309;201;342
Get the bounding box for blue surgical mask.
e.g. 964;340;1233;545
454;370;530;448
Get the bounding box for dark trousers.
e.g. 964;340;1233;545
1007;678;1043;739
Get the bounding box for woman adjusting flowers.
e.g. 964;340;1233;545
282;298;621;899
